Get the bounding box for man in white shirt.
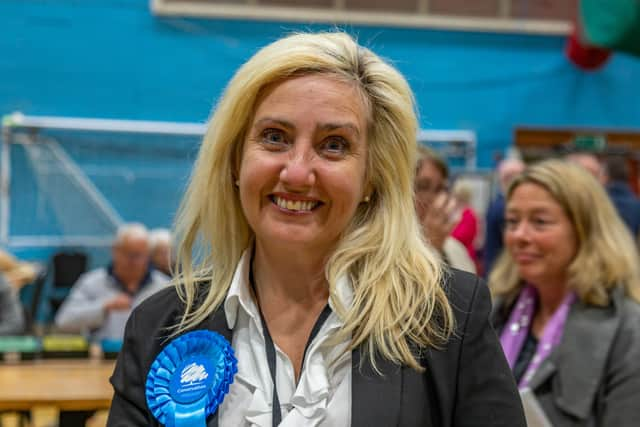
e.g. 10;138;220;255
55;223;169;341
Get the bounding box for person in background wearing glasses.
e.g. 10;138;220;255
415;146;476;274
55;222;169;341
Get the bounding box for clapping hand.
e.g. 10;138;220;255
419;192;460;252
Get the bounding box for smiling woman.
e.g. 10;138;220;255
490;159;640;427
238;75;370;258
107;32;525;427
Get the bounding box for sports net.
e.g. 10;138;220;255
3;115;202;248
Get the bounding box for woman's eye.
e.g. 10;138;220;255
533;218;549;226
505;218;518;229
320;137;349;156
260;129;287;147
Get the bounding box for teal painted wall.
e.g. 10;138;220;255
1;0;639;262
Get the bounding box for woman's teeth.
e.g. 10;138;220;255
274;196;318;212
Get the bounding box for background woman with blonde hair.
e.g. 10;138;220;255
108;31;524;426
490;159;640;426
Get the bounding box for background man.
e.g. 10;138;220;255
483;158;525;276
602;155;640;239
55;222;169;341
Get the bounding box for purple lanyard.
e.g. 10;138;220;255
499;284;576;389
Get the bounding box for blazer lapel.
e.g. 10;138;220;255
529;297;620;419
202;306;233;427
527;357;556;390
351;346;403;427
203;305;233;342
555;299;619;419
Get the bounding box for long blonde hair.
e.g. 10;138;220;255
489;159;640;306
173;31;454;371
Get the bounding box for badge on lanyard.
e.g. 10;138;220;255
146;330;237;427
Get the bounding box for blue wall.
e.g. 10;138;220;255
2;0;640;263
3;1;639;156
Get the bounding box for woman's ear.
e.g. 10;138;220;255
363;183;374;202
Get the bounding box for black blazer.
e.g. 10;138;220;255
107;269;525;426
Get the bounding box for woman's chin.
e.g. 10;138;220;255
256;229;336;254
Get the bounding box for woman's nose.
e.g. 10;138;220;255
280;143;316;189
510;222;531;241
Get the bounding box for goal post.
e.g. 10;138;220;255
1;112;480;250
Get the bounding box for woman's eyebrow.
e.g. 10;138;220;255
506;206;552;215
253;117;294;131
317;122;361;137
254;117;361;138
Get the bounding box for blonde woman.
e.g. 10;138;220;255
108;32;524;427
490;159;640;426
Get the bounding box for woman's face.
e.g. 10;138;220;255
414;159;447;220
504;182;578;288
238;74;369;255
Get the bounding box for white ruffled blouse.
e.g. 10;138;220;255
219;251;353;427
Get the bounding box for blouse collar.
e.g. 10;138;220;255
223;248;355;330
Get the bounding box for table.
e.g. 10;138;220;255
0;360;115;411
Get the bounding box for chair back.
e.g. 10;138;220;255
24;267;47;334
52;252;88;289
48;251;88;317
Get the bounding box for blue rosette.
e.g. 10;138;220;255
146;330;237;427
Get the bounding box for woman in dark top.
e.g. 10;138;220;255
490;159;640;426
107;32;525;427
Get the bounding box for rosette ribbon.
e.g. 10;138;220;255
146;330;237;427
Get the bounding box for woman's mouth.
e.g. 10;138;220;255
270;195;322;212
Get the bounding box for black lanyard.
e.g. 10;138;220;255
249;257;333;426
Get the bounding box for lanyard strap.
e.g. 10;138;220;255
518;290;575;388
499;285;576;389
500;286;537;369
249;254;333;426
